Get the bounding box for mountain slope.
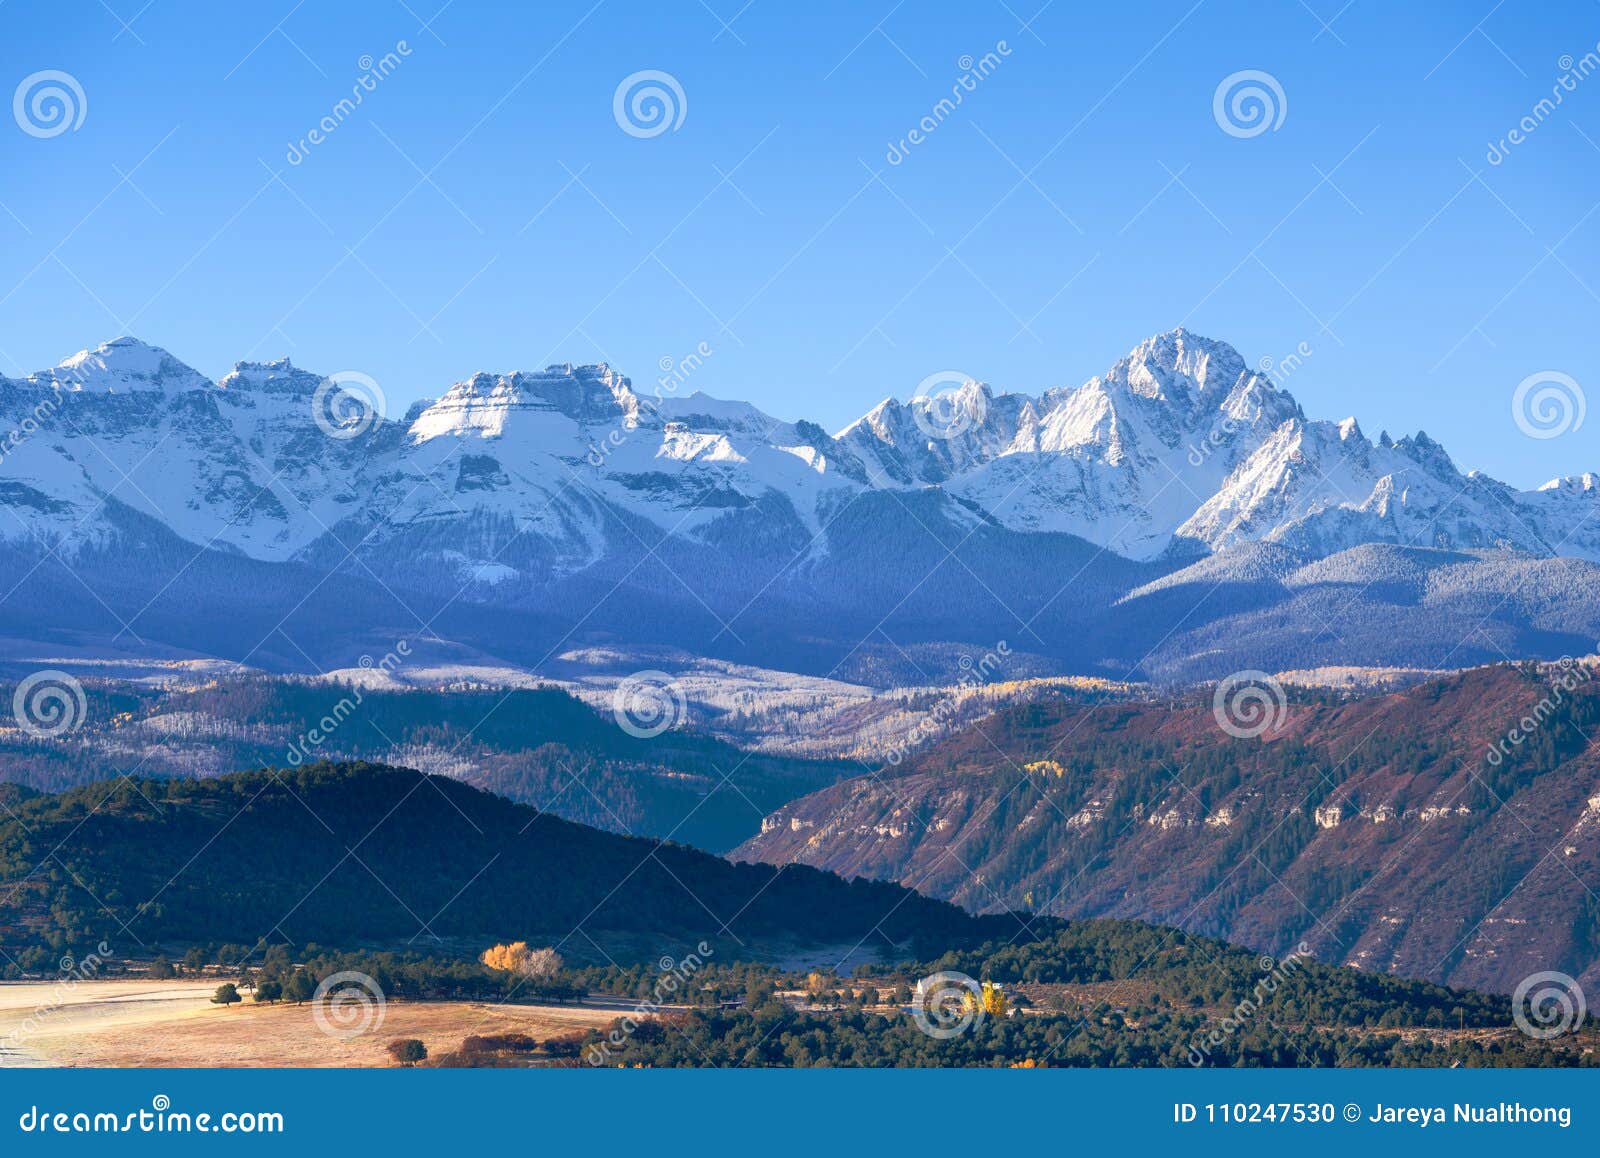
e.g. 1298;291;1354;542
0;762;991;954
7;329;1594;567
0;678;848;853
2;330;1597;684
735;661;1600;994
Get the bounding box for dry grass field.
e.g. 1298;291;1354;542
0;980;618;1068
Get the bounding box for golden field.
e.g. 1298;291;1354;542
0;980;617;1068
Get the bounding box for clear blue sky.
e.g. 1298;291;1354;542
2;0;1596;486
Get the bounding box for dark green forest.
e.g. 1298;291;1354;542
0;678;845;851
0;761;991;959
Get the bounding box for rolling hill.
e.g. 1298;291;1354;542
0;762;991;957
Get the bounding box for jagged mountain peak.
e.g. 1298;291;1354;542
32;336;213;394
1540;472;1599;494
1392;429;1457;476
1099;326;1249;407
409;362;641;442
219;356;323;394
2;330;1595;575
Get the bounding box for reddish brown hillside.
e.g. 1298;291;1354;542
735;662;1600;994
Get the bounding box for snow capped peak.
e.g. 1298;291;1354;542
1538;472;1599;494
653;391;793;440
219;357;323;394
1393;429;1456;476
5;330;1595;574
34;336;213;394
1100;327;1248;411
408;362;641;442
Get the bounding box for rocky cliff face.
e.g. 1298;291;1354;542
2;331;1598;683
735;662;1600;994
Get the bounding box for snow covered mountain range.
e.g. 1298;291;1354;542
1;328;1596;683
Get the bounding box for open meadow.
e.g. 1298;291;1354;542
0;980;617;1068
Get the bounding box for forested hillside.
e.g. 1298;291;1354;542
740;661;1600;994
0;762;989;958
0;679;844;851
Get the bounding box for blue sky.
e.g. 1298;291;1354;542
2;0;1596;487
